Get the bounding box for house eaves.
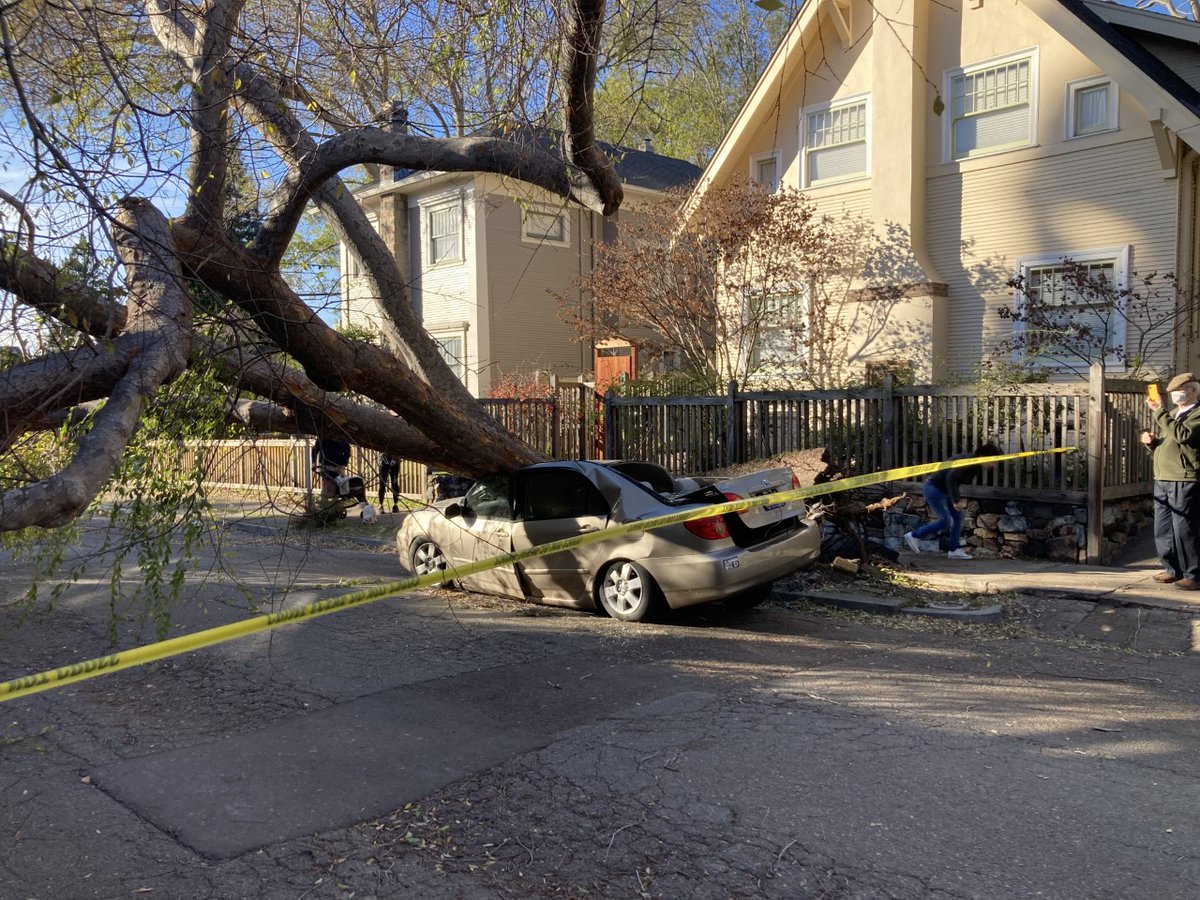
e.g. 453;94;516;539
692;0;822;204
1024;0;1200;150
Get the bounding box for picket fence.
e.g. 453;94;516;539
186;365;1151;563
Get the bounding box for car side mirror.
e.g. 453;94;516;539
444;502;463;518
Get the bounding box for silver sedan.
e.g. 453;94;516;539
397;460;820;621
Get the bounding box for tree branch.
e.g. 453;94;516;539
0;241;127;337
0;200;192;531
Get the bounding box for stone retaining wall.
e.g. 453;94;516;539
882;493;1152;563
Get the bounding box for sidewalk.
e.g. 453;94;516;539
896;531;1200;614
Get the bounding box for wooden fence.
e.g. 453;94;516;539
178;439;426;500
604;365;1152;563
184;365;1151;563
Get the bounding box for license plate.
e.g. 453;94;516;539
763;501;784;511
723;558;741;570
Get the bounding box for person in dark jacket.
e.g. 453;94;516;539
904;441;1002;559
378;453;401;512
312;437;352;503
1140;372;1200;590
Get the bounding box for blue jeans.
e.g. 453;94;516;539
912;480;963;551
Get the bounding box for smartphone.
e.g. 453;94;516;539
1147;384;1161;404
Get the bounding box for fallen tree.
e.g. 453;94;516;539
0;0;625;533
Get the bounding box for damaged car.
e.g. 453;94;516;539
397;460;820;621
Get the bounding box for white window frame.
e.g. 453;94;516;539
747;287;811;374
801;94;870;188
520;203;570;247
943;48;1038;162
430;328;468;380
426;200;463;266
1013;245;1131;369
749;149;782;193
1066;75;1118;139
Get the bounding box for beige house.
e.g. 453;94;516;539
340;136;700;397
695;0;1200;382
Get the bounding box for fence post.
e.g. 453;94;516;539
880;374;896;472
550;397;560;459
303;438;313;508
577;384;589;460
1086;363;1105;564
725;380;739;466
603;389;616;461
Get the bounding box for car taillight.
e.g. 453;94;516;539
790;473;801;490
684;516;731;540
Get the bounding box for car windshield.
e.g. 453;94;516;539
463;475;513;520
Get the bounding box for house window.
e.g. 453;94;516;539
750;289;810;370
804;98;868;186
1067;77;1117;138
428;203;461;264
433;333;466;379
947;51;1036;160
750;150;781;193
1014;246;1131;368
521;206;568;245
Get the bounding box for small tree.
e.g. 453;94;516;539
990;263;1196;379
563;183;930;389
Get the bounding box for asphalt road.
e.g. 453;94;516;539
1;520;1198;898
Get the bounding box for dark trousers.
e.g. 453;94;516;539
1153;480;1200;580
378;461;400;505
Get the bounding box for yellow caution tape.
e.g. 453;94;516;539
0;448;1075;702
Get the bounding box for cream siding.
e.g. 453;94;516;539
928;135;1179;376
341;213;383;331
699;0;1197;381
412;185;474;387
483;193;593;381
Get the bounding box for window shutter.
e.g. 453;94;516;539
953;106;1030;158
809;142;867;183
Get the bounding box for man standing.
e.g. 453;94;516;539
378;453;401;513
1141;373;1200;591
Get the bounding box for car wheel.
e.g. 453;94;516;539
597;561;663;622
410;538;449;579
724;582;774;610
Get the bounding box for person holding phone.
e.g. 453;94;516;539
1141;373;1200;590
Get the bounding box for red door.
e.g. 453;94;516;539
594;341;636;393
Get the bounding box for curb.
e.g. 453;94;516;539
776;588;1004;623
226;520;396;549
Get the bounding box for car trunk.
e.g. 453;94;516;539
677;467;807;548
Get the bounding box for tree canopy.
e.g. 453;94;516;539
0;0;631;535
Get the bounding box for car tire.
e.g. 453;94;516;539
410;538;449;580
597;560;663;622
724;582;774;609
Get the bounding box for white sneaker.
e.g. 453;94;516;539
947;549;972;560
904;532;921;553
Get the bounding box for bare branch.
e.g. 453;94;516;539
0;242;127;337
0;200;192;531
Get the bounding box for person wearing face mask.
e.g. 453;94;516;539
1140;372;1200;590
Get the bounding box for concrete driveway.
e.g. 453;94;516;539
1;520;1199;898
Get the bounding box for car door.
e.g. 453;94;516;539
510;468;611;606
449;475;525;600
